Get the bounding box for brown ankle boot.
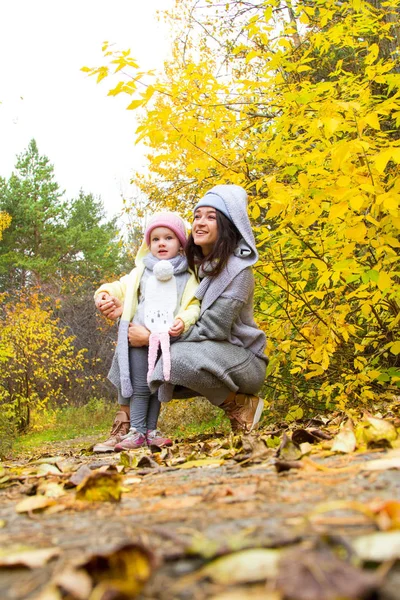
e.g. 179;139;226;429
93;410;130;452
221;393;264;434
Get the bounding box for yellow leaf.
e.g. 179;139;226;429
177;458;224;469
383;195;399;211
345;222;367;241
365;43;379;65
267;203;284;219
76;472;122;502
127;99;145;110
298;173;309;189
329;201;348;220
349;195;365;211
377;271;392;291
364;112;380;130
252;204;261;219
374;150;392;174
390;341;400;355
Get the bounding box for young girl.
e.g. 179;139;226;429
143;185;268;433
94;212;200;450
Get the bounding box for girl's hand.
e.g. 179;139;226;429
95;293;123;320
128;323;150;347
169;318;185;337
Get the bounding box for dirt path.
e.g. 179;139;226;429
0;429;399;599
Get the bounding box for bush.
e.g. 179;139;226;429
0;413;16;458
158;397;229;437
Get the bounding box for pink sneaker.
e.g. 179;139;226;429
146;429;173;447
114;428;146;451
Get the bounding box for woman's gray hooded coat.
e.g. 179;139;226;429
149;184;268;405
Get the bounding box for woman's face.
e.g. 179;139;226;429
192;206;218;255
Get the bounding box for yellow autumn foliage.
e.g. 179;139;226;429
0;293;93;431
85;0;400;412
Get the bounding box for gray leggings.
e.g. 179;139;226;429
117;346;160;434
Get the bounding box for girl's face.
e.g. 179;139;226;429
192;206;218;255
149;227;181;259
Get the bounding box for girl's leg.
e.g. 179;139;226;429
146;392;161;432
114;347;150;451
129;346;151;434
146;391;172;447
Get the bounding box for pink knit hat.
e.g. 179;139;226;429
144;211;187;247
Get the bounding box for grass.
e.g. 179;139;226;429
10;396;231;456
13;398;114;455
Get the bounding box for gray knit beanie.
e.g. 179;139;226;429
194;191;233;222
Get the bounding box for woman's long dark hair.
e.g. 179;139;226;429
186;210;242;277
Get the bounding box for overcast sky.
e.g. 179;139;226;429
0;0;174;217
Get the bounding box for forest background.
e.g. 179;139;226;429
1;0;399;456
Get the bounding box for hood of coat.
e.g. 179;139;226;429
196;184;258;265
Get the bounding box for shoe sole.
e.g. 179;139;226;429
249;397;264;432
92;446;116;453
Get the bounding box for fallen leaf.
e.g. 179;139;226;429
292;429;320;445
331;420;357;453
202;548;282;584
68;465;92;487
277;433;302;461
209;589;281;600
53;568;92;599
124;476;142;485
34;456;65;465
0;546;60;568
75;471;122;502
37;481;66;498
79;542;154;599
356;414;397;446
369;500;400;530
35;464;63;477
352;530;400;561
274;460;303;473
0;520;5;528
277;545;378;600
15;495;57;513
177;458;225;469
137;455;160;469
361;448;400;471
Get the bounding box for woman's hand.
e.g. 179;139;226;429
95;292;123;320
169;318;185;337
128;323;150;347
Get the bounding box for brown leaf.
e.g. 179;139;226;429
292;429;320;445
68;465;92;487
277;545;379;600
274;460;303;473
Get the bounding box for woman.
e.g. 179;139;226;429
147;184;268;433
96;184;267;444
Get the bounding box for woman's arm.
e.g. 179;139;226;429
128;323;150;347
181;269;253;342
181;296;244;342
